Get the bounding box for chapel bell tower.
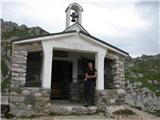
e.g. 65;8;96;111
65;3;83;28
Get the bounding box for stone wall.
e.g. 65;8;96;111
96;57;127;118
11;49;27;87
96;89;126;118
112;60;125;89
10;42;52;117
10;88;50;117
70;81;80;102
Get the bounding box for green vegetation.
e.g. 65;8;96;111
2;28;31;40
1;59;9;77
1;76;10;92
125;55;160;96
148;110;160;117
5;112;15;119
49;112;57;116
113;109;136;115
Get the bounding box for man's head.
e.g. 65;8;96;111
88;62;93;70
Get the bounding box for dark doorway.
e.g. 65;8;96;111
51;60;72;100
104;58;114;89
26;51;42;87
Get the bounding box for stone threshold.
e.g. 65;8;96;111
47;100;99;115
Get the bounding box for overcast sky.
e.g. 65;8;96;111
1;0;160;57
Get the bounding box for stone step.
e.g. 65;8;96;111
46;103;98;115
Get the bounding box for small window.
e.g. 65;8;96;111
26;51;42;87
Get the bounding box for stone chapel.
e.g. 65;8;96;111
10;3;129;116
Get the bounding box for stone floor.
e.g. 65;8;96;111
1;101;160;120
4;105;160;120
2;115;112;120
4;113;160;120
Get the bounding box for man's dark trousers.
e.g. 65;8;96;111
84;80;96;105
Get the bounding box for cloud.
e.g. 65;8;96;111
2;0;160;57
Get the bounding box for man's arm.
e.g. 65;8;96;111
87;71;97;79
84;73;88;81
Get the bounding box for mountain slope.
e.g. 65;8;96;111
1;19;49;94
125;54;160;96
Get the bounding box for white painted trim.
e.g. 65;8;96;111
13;31;128;57
65;23;88;34
42;45;53;88
95;51;106;90
13;32;76;44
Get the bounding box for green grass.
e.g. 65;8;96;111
1;59;9;77
1;77;10;92
125;56;160;96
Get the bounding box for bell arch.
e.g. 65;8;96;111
65;3;83;28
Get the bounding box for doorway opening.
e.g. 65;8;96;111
104;58;114;89
51;60;72;100
26;51;42;87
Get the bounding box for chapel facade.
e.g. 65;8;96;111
10;3;129;116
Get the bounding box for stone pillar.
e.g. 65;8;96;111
72;58;78;83
42;47;53;88
95;51;106;90
111;60;126;103
112;60;125;89
11;49;27;87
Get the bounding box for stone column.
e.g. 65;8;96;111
11;49;28;87
95;51;106;90
42;47;53;88
111;60;126;103
112;60;125;89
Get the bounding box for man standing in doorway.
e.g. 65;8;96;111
84;62;97;107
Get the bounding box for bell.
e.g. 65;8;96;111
70;12;78;22
71;17;76;22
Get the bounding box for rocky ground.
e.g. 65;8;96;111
2;106;160;120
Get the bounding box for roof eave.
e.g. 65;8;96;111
12;30;77;44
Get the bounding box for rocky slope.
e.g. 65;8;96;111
1;19;49;94
125;54;160;116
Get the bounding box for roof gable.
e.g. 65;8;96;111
79;31;129;56
64;22;89;34
12;30;128;56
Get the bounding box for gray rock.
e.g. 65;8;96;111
10;92;18;96
34;92;42;97
10;96;24;102
24;95;36;105
22;90;30;95
87;106;98;114
72;106;88;115
12;67;26;73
